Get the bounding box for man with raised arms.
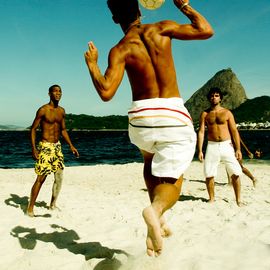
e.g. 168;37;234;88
85;0;213;256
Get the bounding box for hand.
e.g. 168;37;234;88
198;151;204;162
70;146;79;158
235;150;242;161
173;0;189;9
84;41;98;66
32;148;39;160
248;152;254;159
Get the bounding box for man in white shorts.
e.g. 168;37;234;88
85;0;213;256
128;97;196;179
197;87;242;206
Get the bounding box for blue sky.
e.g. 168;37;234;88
1;0;270;127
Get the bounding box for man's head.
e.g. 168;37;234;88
107;0;140;25
254;149;262;159
48;85;62;102
49;84;61;93
207;87;223;102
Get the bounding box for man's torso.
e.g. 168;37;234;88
116;22;181;101
205;108;232;142
40;104;64;143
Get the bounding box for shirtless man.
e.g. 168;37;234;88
27;85;79;217
197;87;242;206
84;0;213;256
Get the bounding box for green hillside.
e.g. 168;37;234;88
10;96;269;131
232;96;270;123
64;95;270;130
65;114;128;130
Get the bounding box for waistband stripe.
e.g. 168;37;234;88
128;107;192;121
129;114;191;127
129;123;187;128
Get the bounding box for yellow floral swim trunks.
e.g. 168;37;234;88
35;141;64;176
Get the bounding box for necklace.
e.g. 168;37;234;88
124;23;141;35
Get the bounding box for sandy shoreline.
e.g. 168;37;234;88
1;161;270;270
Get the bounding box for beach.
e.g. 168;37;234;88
1;161;270;270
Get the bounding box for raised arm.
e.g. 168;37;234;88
165;0;214;40
84;41;125;101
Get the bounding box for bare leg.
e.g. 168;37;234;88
226;168;232;185
206;177;215;203
27;175;47;217
141;150;170;235
238;160;256;187
50;169;63;210
242;166;257;187
231;174;241;206
141;150;182;256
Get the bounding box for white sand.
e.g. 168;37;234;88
1;161;270;270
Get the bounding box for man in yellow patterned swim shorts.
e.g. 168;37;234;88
35;141;64;176
27;85;79;217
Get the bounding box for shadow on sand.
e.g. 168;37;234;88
11;224;130;269
5;193;51;218
141;185;208;202
188;179;227;186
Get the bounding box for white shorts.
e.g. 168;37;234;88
204;140;242;178
128;98;196;179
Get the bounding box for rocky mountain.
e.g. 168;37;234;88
185;68;248;123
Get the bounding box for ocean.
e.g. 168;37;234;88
0;130;269;169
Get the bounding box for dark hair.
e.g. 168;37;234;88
107;0;140;24
49;84;61;93
207;87;223;100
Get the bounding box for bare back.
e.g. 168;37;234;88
115;22;180;101
85;3;213;103
116;22;180;100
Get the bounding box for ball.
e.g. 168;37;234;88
139;0;165;10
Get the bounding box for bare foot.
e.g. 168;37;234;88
161;224;172;238
26;209;35;217
252;179;258;188
49;205;61;211
207;199;215;203
237;201;246;207
160;216;172;238
142;206;163;257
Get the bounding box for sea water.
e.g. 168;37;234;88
0;130;269;169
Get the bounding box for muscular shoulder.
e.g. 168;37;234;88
37;104;49;115
117;21;175;45
199;111;208;125
156;20;181;35
59;106;66;117
58;106;65;113
109;42;128;64
219;108;232;118
200;110;209;118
